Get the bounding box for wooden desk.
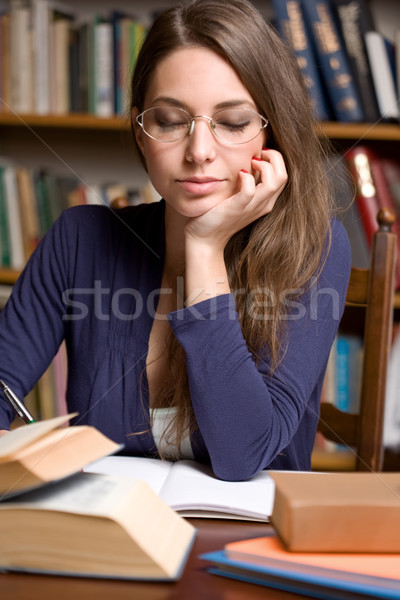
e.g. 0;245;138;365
1;519;297;600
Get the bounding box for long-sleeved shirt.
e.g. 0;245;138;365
0;201;351;480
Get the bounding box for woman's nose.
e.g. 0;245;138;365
185;117;217;164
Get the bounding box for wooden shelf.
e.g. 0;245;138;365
0;269;20;285
318;121;400;141
0;113;400;140
0;112;131;131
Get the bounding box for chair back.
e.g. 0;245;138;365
318;208;397;471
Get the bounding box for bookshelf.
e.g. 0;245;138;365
0;0;400;458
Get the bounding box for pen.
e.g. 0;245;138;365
0;380;36;424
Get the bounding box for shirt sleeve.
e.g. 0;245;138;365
168;220;351;480
0;212;71;429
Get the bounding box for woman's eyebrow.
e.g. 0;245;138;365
150;96;256;110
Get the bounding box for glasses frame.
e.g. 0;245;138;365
135;106;269;145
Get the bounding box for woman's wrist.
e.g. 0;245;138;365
184;238;230;305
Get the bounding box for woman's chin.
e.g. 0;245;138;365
166;193;228;219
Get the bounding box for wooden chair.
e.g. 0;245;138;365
317;208;397;472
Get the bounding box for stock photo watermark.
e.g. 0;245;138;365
61;277;341;322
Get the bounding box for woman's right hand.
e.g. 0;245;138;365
0;430;9;436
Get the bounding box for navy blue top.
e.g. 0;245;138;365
0;202;351;480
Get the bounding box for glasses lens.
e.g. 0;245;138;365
212;108;265;144
140;107;191;141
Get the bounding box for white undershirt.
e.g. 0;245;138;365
150;406;194;460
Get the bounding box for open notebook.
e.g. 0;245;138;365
84;455;275;521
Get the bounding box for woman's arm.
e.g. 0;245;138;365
0;214;71;429
170;219;351;481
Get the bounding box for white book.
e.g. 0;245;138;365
32;0;51;114
84;455;275;522
2;164;25;270
49;18;70;114
365;30;400;121
94;21;114;117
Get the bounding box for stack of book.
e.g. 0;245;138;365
270;0;399;123
202;471;400;599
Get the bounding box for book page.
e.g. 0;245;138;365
0;472;140;517
84;455;173;495
84;456;275;520
160;461;274;520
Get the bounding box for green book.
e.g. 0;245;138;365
0;165;11;267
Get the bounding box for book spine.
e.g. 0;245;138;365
335;335;349;411
300;0;364;122
364;30;400;122
32;0;50;114
380;158;400;214
344;146;380;242
3;165;25;271
0;165;11;268
1;13;12;111
94;20;114;117
330;0;380;122
270;0;331;120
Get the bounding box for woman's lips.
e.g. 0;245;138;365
176;177;224;195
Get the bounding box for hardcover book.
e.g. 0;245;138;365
300;0;364;122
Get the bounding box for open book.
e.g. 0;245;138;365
0;471;196;580
0;414;121;498
84;455;275;522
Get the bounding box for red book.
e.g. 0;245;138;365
344;146;400;289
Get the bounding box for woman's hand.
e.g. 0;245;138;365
0;430;9;436
184;149;288;252
183;149;288;306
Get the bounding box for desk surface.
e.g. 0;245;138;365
1;519;298;600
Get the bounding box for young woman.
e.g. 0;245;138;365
0;0;351;480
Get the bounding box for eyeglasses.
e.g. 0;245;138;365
136;106;268;145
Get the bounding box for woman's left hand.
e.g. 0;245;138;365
184;148;288;251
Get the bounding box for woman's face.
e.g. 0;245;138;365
133;46;266;219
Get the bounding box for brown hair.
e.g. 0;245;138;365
130;0;332;454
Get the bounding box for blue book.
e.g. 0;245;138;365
300;0;365;122
201;548;400;600
270;0;331;121
335;335;349;411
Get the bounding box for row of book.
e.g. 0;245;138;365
1;0;399;122
1;0;147;117
271;0;400;123
0;159;159;270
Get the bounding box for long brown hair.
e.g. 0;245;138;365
130;0;332;454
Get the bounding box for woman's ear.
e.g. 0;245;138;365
132;107;146;157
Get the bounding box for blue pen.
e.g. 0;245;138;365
0;380;36;424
